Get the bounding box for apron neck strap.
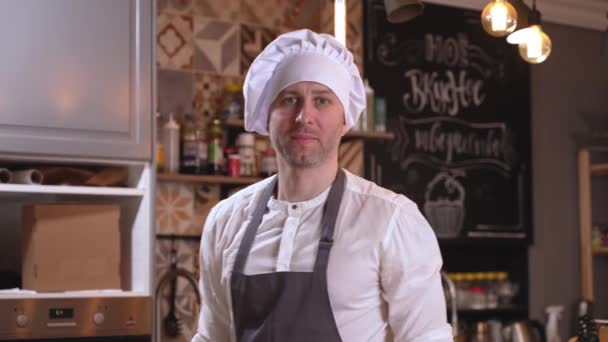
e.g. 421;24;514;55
233;176;278;273
314;169;345;273
233;169;347;274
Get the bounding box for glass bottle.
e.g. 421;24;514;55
470;272;487;310
155;110;165;172
237;133;256;177
180;113;198;174
207;117;224;175
194;114;208;174
461;272;474;309
486;272;499;309
260;148;277;177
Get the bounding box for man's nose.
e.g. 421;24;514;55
295;98;315;124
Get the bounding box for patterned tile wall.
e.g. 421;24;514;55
156;182;220;236
157;0;364;123
155;238;201;342
193;17;240;76
157;13;194;70
155;0;365;337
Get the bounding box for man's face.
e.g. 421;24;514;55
268;81;347;169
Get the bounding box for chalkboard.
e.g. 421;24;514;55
364;1;532;240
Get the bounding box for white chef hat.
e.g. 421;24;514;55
243;29;366;136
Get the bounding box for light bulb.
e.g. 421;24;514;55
517;25;551;63
481;0;517;37
506;26;534;45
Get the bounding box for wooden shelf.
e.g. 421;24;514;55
439;237;528;247
157;173;263;185
0;290;148;300
156;233;201;241
593;247;608;255
345;130;395;140
590;163;608;175
0;183;144;198
448;306;526;320
224;118;395;141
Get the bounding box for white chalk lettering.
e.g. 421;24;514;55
403;69;485;116
412;121;506;165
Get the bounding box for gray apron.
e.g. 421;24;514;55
230;170;346;342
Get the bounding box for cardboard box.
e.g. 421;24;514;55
21;204;121;292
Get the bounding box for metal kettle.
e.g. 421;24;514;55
502;320;545;342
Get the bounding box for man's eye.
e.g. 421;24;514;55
283;96;298;105
317;97;330;105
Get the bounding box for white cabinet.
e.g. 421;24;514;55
0;0;155;339
0;155;154;340
0;0;153;160
0;157;153;294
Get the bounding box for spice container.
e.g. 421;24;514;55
237;133;256;176
260;148;277;177
227;154;241;178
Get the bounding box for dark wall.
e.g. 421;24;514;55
529;21;608;338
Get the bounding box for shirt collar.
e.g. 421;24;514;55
267;184;331;212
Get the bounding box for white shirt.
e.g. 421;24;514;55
193;170;453;342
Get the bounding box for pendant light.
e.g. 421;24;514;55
481;0;518;37
384;0;424;23
507;0;552;64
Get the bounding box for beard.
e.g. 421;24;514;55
270;125;343;168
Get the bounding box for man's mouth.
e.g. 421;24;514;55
291;133;318;145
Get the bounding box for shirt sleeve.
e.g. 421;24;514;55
192;205;232;342
380;203;453;342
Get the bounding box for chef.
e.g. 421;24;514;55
192;29;452;342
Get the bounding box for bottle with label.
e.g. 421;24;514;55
180;113;198;174
469;272;487;309
155;110;165;172
163;113;180;174
486;272;499;309
225;147;240;177
194;114;208;174
207;117;225;175
237;133;256;177
260;148;277;177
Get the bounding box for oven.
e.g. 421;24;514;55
0;296;151;341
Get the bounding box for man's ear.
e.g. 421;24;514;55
340;112;349;136
340;123;349;136
266;109;272;132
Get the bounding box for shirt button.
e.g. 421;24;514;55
292;204;297;209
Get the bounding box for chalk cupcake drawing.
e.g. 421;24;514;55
423;171;466;238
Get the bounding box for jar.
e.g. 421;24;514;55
227;154;241;177
237;133;256;176
260;148;277;177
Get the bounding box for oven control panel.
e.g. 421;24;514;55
0;296;151;340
